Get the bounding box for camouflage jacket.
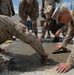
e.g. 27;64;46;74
66;50;74;65
61;12;74;65
19;0;39;19
0;0;14;16
62;12;74;47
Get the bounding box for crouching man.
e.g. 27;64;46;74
0;15;48;64
51;6;74;73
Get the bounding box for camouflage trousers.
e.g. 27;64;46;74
22;11;38;34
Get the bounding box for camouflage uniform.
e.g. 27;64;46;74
0;0;15;16
62;13;74;47
41;0;56;37
41;18;68;38
66;50;74;65
42;6;68;38
19;0;39;35
53;7;74;64
0;15;46;56
42;0;55;9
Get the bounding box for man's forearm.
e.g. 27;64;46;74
66;51;74;65
62;25;73;47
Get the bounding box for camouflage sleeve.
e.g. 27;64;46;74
34;0;39;18
62;22;74;47
13;21;44;55
66;50;74;65
58;25;68;33
19;0;25;20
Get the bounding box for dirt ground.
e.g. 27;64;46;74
0;32;74;75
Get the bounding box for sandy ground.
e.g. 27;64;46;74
0;30;74;75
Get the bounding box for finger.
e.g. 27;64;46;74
63;68;68;73
57;66;63;72
55;47;59;50
59;67;66;73
63;66;71;73
56;66;60;71
55;46;60;50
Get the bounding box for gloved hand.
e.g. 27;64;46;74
41;11;45;18
12;10;15;16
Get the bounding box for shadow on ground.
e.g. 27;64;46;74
3;52;59;72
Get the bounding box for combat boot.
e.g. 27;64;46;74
52;37;60;43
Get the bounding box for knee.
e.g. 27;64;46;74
22;20;26;25
48;19;56;27
25;34;37;44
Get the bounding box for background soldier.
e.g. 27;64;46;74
0;15;48;63
19;0;39;36
0;0;16;40
54;6;73;51
40;0;56;38
51;6;74;73
0;0;15;16
39;1;68;43
39;0;62;42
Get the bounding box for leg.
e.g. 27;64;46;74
29;12;38;36
38;21;48;42
42;21;48;37
46;23;51;38
48;19;60;42
21;13;28;25
32;21;38;36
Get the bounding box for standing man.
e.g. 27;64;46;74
19;0;39;36
0;0;15;16
51;6;74;73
